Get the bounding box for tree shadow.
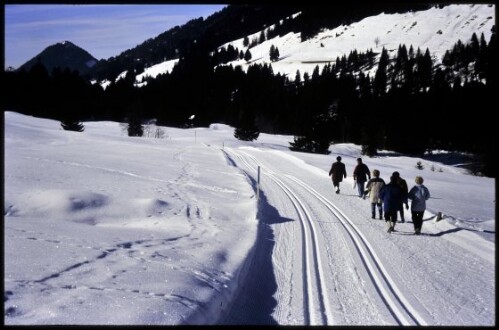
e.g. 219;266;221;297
421;216;495;236
424;227;463;237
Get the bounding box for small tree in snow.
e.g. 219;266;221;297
234;110;259;141
269;45;280;62
144;121;168;139
60;118;85;132
244;49;252;62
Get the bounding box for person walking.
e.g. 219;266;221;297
379;175;404;233
364;169;385;219
329;156;347;194
408;176;431;235
392;171;409;222
353;158;371;198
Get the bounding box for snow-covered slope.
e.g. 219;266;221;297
221;4;495;79
97;4;494;88
99;58;179;89
4;112;495;325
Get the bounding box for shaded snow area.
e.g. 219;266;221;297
4;112;495;325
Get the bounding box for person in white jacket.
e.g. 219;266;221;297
408;176;431;235
364;169;385;219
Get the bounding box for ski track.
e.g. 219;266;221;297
225;148;332;325
225;147;433;326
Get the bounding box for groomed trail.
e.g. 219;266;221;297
218;146;494;326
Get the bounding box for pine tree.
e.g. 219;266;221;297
289;112;332;155
295;70;302;84
311;65;319;80
259;30;266;44
244;49;252;62
269;45;280;62
60;118;85;132
303;71;310;83
234;110;260;141
128;117;144;137
373;47;389;96
269;45;276;61
126;101;144;137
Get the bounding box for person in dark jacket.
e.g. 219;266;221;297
408;176;431;235
392;171;409;222
379;175;404;233
365;169;385;219
329;156;347;194
353;158;371;197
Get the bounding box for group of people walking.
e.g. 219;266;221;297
329;156;431;235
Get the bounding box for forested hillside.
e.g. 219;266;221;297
4;4;496;177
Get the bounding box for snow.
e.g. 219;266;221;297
4;111;495;325
99;58;179;90
96;4;494;88
135;59;179;87
218;4;495;79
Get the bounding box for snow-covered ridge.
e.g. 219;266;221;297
220;4;495;79
98;4;494;88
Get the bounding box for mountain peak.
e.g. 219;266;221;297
59;40;74;46
19;41;98;75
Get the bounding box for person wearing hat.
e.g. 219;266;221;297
329;156;347;194
365;169;385;219
408;176;431;235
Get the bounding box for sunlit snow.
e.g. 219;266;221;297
97;4;494;87
4;111;494;325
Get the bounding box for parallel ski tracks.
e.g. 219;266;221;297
284;175;427;326
226;148;333;325
224;148;427;326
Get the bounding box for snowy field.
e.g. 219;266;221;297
4;111;495;325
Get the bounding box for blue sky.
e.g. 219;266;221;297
5;4;227;69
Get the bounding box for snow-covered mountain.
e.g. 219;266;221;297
220;4;495;79
110;3;494;89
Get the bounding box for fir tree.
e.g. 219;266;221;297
126;101;144;137
295;70;302;84
60;118;85;132
234;110;260;141
269;45;280;62
289;112;332;154
244;49;252;62
373;47;389;96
